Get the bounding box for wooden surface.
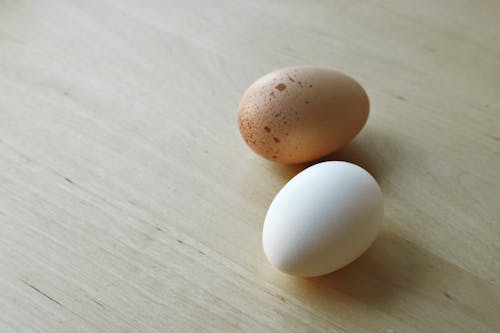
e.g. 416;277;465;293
1;1;499;332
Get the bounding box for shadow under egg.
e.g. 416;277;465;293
291;226;425;308
269;126;401;184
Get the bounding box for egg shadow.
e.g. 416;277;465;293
268;160;311;182
289;225;426;310
268;127;402;185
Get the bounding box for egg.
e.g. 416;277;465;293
262;161;384;276
238;67;369;164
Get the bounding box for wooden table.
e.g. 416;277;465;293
1;1;499;332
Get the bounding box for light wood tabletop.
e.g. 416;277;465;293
1;1;499;332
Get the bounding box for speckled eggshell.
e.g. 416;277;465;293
238;67;369;164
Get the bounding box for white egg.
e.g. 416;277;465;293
262;161;384;276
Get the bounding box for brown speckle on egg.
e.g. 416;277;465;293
275;83;287;91
264;126;271;132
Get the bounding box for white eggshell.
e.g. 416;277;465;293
262;161;384;276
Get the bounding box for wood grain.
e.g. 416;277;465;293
1;0;499;332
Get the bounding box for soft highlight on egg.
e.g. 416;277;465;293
238;67;369;164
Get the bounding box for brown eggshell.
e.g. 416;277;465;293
238;67;369;164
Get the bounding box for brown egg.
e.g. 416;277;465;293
238;67;369;164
